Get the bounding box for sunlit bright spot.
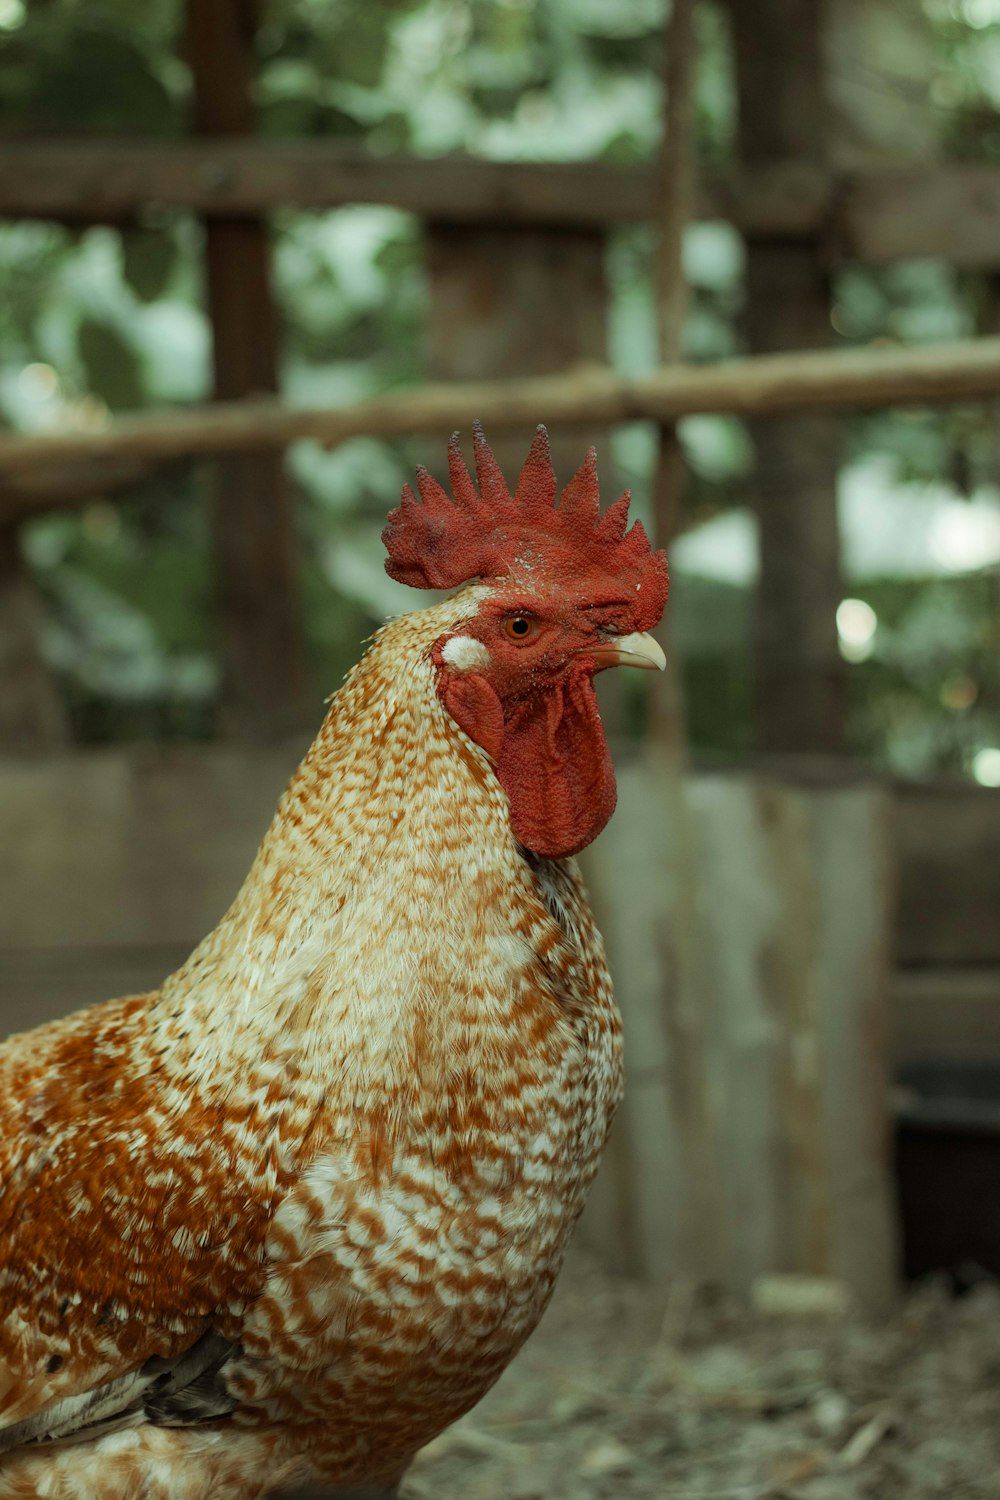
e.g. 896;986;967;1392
940;673;979;712
962;0;1000;28
836;598;877;663
17;362;60;401
0;0;25;29
972;748;1000;787
928;501;1000;572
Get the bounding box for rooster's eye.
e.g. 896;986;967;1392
503;614;538;643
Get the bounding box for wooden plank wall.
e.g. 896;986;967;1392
580;764;898;1311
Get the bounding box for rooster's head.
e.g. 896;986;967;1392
382;423;669;859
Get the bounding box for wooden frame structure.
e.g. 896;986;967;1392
3;28;1000;742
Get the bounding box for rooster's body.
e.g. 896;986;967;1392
0;427;667;1499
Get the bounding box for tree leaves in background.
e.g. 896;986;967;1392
0;14;178;135
121;228;178;304
76;317;144;411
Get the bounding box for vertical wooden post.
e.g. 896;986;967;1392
649;0;697;759
727;0;847;755
186;0;305;738
0;516;65;751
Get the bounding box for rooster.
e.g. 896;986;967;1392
0;424;667;1500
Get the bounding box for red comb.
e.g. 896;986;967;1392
382;423;667;619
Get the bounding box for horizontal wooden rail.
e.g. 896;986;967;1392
1;340;998;505
1;142;999;266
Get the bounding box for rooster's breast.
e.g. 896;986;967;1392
227;863;622;1484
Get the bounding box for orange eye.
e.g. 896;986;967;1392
503;614;538;643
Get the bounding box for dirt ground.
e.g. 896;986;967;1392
405;1249;1000;1500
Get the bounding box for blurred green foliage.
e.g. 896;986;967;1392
0;0;998;776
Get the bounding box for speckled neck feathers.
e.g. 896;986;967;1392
156;592;536;1073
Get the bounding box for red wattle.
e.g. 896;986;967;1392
496;670;616;859
441;663;617;859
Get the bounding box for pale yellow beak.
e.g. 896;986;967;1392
590;631;667;671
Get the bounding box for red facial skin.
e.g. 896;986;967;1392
386;423;668;856
434;588;642;859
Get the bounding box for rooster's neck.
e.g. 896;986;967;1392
155;594;543;1075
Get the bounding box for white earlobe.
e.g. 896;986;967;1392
440;635;492;671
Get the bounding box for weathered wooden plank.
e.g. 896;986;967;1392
1;338;999;494
0;142;656;227
647;0;696;754
809;788;897;1306
2;455;153;519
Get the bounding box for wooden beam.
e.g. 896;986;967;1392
0;338;997;497
1;141;1000;266
0;141;655;229
602;0;718;1290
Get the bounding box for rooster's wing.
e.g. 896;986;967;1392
0;994;288;1453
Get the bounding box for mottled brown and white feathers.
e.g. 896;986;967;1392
0;427;667;1500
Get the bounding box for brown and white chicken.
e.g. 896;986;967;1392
0;424;667;1500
